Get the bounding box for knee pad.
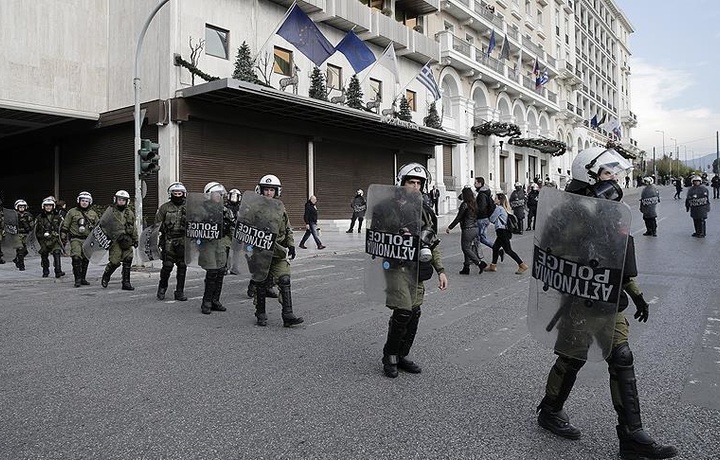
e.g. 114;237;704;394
608;342;633;367
278;275;291;287
391;309;413;325
556;354;586;373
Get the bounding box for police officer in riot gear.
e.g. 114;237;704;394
378;163;448;378
156;182;188;301
197;182;234;315
35;197;65;278
101;190;138;290
60;191;99;287
536;147;677;459
252;174;303;327
12;199;33;271
226;188;242;216
639;177;660;237
509;182;526;234
686;175;710;238
0;195;5;264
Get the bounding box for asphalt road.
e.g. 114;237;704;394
1;185;718;460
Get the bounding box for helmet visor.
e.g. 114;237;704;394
590;150;634;177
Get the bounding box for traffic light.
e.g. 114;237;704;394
138;139;160;177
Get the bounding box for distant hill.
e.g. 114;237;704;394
681;152;720;172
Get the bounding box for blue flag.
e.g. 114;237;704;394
590;114;598;128
335;30;376;73
276;4;334;66
487;30;496;56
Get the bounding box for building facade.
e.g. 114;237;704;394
0;0;637;224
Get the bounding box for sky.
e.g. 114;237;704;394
615;0;720;167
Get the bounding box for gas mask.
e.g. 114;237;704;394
418;226;440;262
78;217;87;233
588;180;623;201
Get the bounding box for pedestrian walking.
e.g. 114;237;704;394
711;174;720;199
485;192;527;274
686;175;710;238
346;189;367;233
299;195;326;250
431;185;440;214
446;187;487;275
474;177;496;250
673;177;682;200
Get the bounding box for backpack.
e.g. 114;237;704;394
505;213;522;235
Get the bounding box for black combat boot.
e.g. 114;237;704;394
200;269;217;315
254;280;268;326
382;309;412;378
53;252;65;278
80;259;90;285
121;262;134;291
174;265;187;301
101;264;117;288
16;254;26;271
537;356;585;440
41;254;50;277
72;257;83;288
609;344;678;459
459;264;470;275
278;275;303;327
398;308;422;374
157;264;171;300
210;272;226;311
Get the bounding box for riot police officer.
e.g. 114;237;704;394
534;147;677;459
101;190;138;290
60;191;99;287
35;197;65;278
156;182;188;301
252;174;303;327
509;182;527;234
13;199;33;271
639;177;660;237
198;182;234;315
226;188;242;217
685;175;710;238
0;196;5;264
376;163;448;378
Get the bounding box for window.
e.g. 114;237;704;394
406;90;416;112
327;64;342;90
525;0;532;15
273;47;293;76
369;0;383;10
369;78;383;102
205;24;229;59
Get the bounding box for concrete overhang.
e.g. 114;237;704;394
0;102;98;140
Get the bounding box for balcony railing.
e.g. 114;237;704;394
522;35;544;59
475;1;504;28
476;51;505;74
452;35;472;57
507;27;518;41
372;9;410;48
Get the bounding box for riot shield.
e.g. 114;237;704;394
83;207;124;264
1;209;21;254
138;223;162;263
364;184;423;306
527;187;631;362
184;192;224;270
25;222;43;257
229;192;284;281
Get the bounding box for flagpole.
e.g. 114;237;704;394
252;0;298;62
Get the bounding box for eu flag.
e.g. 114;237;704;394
277;5;334;66
335;31;376;73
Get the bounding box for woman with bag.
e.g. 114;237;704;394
446;187;487;275
486;192;528;275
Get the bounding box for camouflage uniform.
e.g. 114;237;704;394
15;209;35;271
0;204;5;264
61;205;99;286
156;199;187;300
198;198;235;314
35;208;65;278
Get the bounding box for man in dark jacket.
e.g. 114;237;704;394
474;177;496;250
346;189;367;233
299;195;325;250
639;177;660;237
686;175;710;238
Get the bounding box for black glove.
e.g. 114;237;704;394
633;294;649;323
288;246;296;260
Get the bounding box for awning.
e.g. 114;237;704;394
178;78;467;147
0;103;98;140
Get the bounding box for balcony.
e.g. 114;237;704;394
522;35;544;60
558;99;582;122
442;0;504;31
395;0;440;15
621;109;638;127
266;0;326;12
368;9;410;49
324;0;372;31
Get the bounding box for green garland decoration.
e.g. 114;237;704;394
605;141;636;160
508;137;567;156
470;120;522;138
174;55;220;82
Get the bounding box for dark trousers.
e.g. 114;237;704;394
491;229;523;265
299;223;323;247
642;217;657;235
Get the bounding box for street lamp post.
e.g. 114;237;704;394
655;129;664;181
670;137;677;178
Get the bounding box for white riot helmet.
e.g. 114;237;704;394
204;181;227;199
357;189;364;196
642;176;654;185
691;175;702;183
14;199;28;210
167;182;187;197
255;174;282;197
396;163;431;192
514;182;523;189
42;197;56;208
77;191;93;205
114;190;131;203
571;147;633;185
228;188;242;203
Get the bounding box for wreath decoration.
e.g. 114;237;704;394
470;120;522;138
508;137;567;156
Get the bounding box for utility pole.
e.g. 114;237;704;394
670;137;677;178
133;0;171;263
655;129;664;181
652;146;656;181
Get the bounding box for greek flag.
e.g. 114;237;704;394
416;63;441;101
